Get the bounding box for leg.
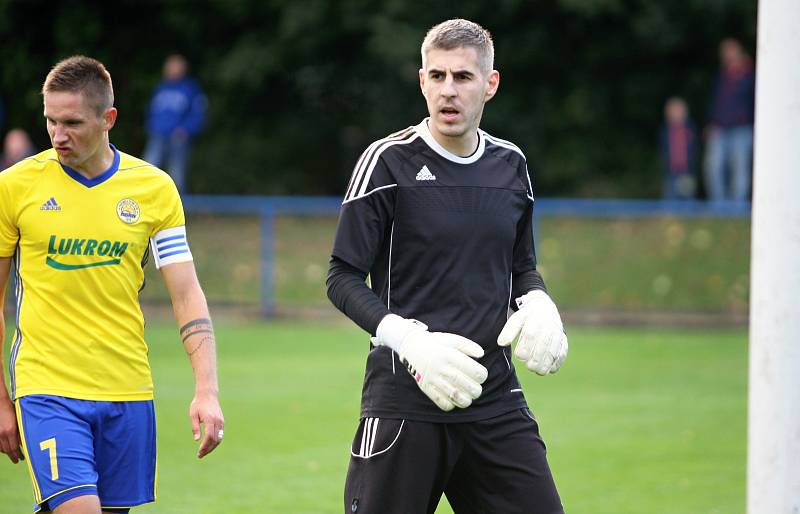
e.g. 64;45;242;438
729;125;754;201
142;134;166;168
166;133;189;193
343;417;458;514
675;173;697;200
52;495;101;514
94;401;156;510
663;176;678;200
703;130;727;203
445;408;563;514
16;396;100;513
48;495;125;514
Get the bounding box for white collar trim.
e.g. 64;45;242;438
414;118;485;164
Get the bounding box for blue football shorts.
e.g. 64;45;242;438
16;395;157;513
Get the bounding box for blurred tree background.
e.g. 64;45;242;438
0;0;756;198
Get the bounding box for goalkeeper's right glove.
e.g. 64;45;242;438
373;314;489;411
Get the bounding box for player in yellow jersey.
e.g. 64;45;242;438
0;56;224;513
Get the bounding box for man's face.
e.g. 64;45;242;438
164;55;187;81
4;129;30;161
43;91;116;171
665;99;688;125
720;39;743;68
419;46;499;144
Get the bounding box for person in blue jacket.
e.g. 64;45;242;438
143;54;206;193
703;38;755;203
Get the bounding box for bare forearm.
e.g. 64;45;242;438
173;286;219;395
161;261;224;457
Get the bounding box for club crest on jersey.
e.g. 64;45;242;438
116;198;140;225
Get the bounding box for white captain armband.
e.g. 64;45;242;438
150;226;193;269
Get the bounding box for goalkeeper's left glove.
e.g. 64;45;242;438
497;290;568;375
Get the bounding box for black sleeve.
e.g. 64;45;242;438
326;256;390;335
511;161;537;274
327;146;397;333
331;154;396;273
510;160;547;309
511;269;548;309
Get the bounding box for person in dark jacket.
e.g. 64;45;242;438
660;97;698;200
143;54;206;193
703;38;755;203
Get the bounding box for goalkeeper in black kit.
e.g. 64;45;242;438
327;18;568;514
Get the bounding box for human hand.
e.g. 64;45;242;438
0;397;23;463
374;315;488;411
189;392;225;459
497;290;568;375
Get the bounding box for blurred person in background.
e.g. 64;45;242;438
659;97;698;200
1;128;35;168
143;53;206;194
704;37;755;203
327;18;566;514
0;55;223;514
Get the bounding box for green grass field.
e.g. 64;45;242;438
1;321;746;514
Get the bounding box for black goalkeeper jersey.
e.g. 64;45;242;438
332;119;537;422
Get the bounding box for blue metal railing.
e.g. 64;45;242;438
183;195;751;218
181;195;751;316
532;198;751;219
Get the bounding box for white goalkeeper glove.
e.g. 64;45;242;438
497;290;568;375
373;314;488;411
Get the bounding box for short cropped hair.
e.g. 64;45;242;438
42;55;114;115
421;19;494;73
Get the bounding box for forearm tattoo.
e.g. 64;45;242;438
181;318;214;355
187;335;214;356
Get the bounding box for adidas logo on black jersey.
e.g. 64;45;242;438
40;197;62;211
416;165;436;181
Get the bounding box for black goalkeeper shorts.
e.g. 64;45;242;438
343;408;564;514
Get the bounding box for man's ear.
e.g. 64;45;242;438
103;107;118;131
485;70;500;102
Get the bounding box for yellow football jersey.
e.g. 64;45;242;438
0;145;192;401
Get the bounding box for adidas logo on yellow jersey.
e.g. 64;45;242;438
40;197;62;211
